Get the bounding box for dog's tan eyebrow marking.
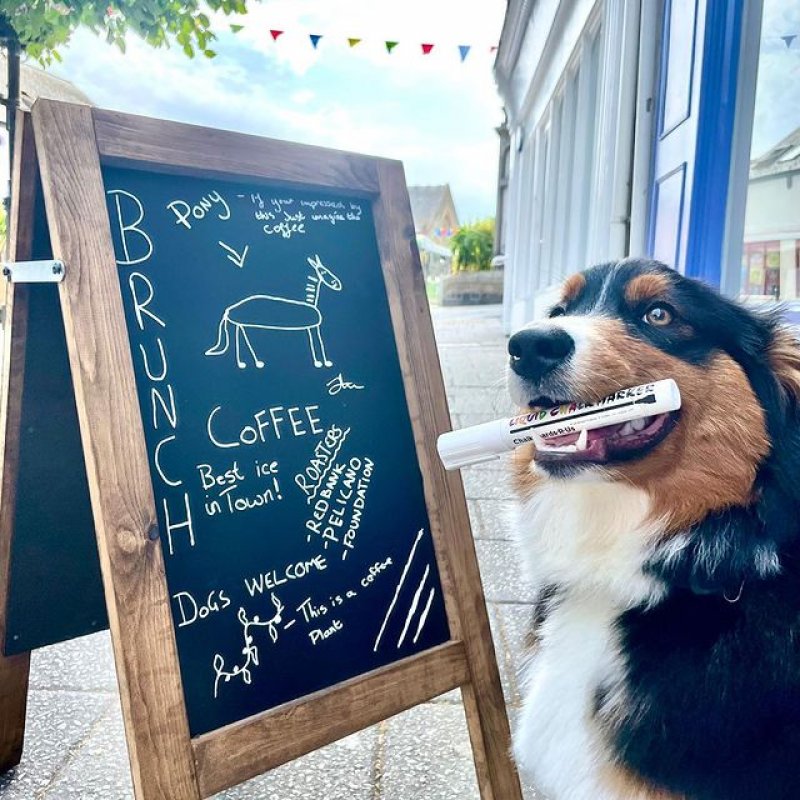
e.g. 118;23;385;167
561;273;586;304
624;273;671;305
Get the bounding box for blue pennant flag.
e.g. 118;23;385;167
309;34;323;49
781;34;797;48
458;44;471;62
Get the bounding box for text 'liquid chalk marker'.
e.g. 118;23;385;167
437;379;681;470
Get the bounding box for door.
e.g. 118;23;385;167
647;0;745;285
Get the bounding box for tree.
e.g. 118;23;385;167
0;1;251;64
450;218;495;272
0;2;252;224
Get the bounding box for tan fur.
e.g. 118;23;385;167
511;442;542;499
561;272;586;304
769;327;800;401
511;319;770;532
599;763;685;800
624;274;671;306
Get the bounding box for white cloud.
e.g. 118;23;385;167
42;0;505;220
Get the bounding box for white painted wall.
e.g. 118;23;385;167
496;0;645;333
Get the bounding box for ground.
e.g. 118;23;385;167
0;304;542;800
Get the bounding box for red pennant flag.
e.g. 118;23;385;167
270;30;284;41
421;43;434;55
490;45;498;53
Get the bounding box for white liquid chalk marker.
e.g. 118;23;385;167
437;379;681;470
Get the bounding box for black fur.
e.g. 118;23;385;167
559;260;800;799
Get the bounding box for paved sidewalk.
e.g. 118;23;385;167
0;304;541;800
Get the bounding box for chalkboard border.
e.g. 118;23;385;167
30;99;521;800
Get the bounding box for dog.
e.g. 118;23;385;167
506;258;800;800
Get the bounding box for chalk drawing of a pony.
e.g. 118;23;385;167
205;254;343;369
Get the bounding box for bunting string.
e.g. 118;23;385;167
250;25;498;61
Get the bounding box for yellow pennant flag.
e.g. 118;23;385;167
347;37;362;48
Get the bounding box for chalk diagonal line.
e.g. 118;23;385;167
397;564;430;648
373;528;425;652
412;587;436;644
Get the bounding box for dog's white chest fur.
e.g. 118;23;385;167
513;477;665;800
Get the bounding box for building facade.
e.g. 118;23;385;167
494;0;800;331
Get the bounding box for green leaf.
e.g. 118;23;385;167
203;49;217;58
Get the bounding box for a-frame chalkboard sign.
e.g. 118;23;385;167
0;101;522;799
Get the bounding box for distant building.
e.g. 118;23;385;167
408;184;459;245
0;54;92;113
741;125;800;301
1;56;92;189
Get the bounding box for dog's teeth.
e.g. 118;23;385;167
631;417;646;431
576;429;588;450
620;422;635;436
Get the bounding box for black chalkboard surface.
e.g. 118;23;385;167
102;167;450;736
4;182;106;655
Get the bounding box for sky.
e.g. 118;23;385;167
45;0;507;222
750;0;800;157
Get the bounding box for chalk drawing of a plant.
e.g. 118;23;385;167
205;254;343;369
212;593;284;698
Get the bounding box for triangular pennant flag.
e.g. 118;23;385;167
421;43;434;55
269;30;284;41
347;37;361;48
490;45;498;53
309;34;322;49
385;40;399;54
458;44;470;62
781;34;797;48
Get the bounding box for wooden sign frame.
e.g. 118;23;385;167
0;99;522;800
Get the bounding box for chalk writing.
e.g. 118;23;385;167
168;190;230;230
294;425;350;503
326;373;365;396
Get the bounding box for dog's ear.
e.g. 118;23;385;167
768;327;800;402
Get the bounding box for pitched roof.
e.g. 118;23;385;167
750;125;800;180
408;184;457;231
0;54;92;111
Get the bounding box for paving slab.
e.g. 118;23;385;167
381;703;480;800
0;690;113;800
474;539;537;604
29;631;117;694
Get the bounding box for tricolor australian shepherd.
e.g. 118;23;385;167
507;259;800;800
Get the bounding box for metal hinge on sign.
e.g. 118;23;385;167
2;260;65;283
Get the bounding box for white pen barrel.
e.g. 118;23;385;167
436;379;681;471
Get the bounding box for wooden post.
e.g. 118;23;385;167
0;113;36;774
32;99;200;800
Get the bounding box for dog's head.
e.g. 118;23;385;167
508;258;800;533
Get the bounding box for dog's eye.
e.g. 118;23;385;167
643;304;674;327
549;306;566;318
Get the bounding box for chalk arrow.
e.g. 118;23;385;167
218;241;249;268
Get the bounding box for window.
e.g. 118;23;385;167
732;0;800;303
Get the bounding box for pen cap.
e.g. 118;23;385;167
437;419;508;470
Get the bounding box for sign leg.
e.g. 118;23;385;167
0;652;30;773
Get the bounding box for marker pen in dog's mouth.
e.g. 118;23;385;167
436;379;681;470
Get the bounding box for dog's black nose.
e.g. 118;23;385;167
508;327;574;380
